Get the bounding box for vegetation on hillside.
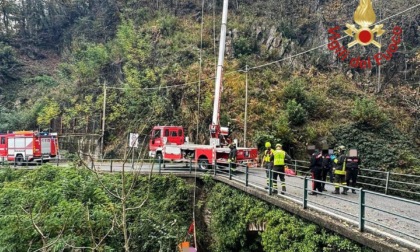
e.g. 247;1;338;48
0;166;193;251
0;0;419;172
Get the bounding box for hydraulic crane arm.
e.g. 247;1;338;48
210;0;229;143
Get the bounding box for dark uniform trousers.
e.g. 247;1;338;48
346;168;358;189
266;162;273;186
273;165;286;190
312;167;323;192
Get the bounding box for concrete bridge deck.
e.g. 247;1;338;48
127;164;420;252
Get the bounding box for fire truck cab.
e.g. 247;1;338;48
0;135;7;162
149;126;185;161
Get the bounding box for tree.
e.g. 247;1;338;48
0;160;193;251
74;117;192;251
0;166;116;251
286;99;308;126
0;42;21;84
37;100;60;130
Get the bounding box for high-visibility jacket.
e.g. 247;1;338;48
263;149;274;162
333;155;346;175
273;150;286;165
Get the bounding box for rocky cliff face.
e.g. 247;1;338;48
218;0;420;85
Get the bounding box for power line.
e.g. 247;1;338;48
376;3;420;25
105;73;242;91
102;3;420;91
105;81;197;91
245;3;420;71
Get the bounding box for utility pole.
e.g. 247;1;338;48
101;81;106;159
244;65;248;147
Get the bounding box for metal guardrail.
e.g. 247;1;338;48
2;155;419;205
2;157;419;199
217;162;420;250
287;159;420;200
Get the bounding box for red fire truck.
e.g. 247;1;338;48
148;0;258;169
148;125;258;169
0;131;59;165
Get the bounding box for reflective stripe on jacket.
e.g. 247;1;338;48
333;155;346;175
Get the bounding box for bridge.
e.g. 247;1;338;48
88;159;419;252
4;159;420;251
209;168;419;252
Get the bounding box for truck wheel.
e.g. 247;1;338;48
15;155;24;166
198;158;209;170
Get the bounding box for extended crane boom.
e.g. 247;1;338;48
210;0;229;145
148;0;258;170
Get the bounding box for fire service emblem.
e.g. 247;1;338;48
345;0;384;48
327;0;402;69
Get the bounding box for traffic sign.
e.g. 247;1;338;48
129;133;138;148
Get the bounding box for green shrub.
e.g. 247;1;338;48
282;78;328;120
25;75;58;88
278;21;297;39
304;91;330;119
351;98;388;128
253;132;284;152
0;42;20;82
273;112;293;143
286;99;308;126
304;125;318;144
157;14;178;36
283;78;307;104
234;36;258;58
332;123;420;171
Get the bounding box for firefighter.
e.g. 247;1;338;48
332;145;348;194
273;143;292;194
309;149;323;195
345;150;361;194
261;142;274;189
321;149;333;191
228;143;237;172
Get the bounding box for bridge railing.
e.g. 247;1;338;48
287;159;420;200
2;157;419;200
217;162;420;250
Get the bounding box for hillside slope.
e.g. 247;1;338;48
0;0;419;171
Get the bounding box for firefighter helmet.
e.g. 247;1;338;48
338;145;346;152
265;142;271;148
